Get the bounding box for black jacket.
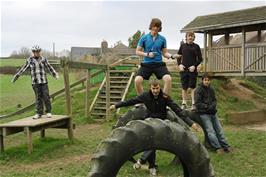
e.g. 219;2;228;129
115;90;194;126
177;43;203;69
195;83;217;114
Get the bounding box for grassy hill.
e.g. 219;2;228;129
0;74;265;177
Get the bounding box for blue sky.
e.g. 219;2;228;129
1;0;265;57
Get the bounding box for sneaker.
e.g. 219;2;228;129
181;104;187;110
133;159;142;170
149;168;157;176
224;147;233;153
33;114;42;119
47;113;52;118
216;148;224;154
191;104;196;110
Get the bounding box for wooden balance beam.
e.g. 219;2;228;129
0;115;73;154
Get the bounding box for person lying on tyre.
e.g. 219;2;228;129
194;73;232;154
109;78;200;176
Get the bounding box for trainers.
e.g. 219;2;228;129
133;159;142;170
216;148;224;154
33;114;42;119
149;168;157;176
47;113;52;118
191;104;196;110
224;147;233;153
181;104;187;110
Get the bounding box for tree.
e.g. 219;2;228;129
19;47;31;58
128;30;145;48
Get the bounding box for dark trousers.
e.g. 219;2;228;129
32;83;51;115
139;150;157;169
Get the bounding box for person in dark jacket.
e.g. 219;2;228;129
109;79;199;176
195;73;231;154
177;32;203;110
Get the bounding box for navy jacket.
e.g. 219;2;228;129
195;83;217;114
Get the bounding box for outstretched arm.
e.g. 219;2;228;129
44;58;58;78
115;94;145;109
166;97;194;126
109;94;145;112
12;59;30;82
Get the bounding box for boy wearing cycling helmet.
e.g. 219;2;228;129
12;45;59;119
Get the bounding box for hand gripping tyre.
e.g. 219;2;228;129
88;118;214;177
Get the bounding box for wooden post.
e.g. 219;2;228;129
67;118;74;140
207;33;213;72
25;127;32;154
85;69;91;118
40;130;45;138
203;32;207;72
0;128;4;154
63;60;74;140
241;28;246;76
105;66;111;120
225;32;230;45
258;28;262;42
63;60;72;116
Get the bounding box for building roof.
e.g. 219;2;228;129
181;6;266;33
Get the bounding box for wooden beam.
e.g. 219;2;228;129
25;127;33;154
40;130;45;138
85;69;91;118
225;32;230;45
0;128;4;153
67;118;74;141
241;28;246;76
203;32;207;72
258;28;262;42
207;33;213;72
89;77;106;113
63;60;72;116
62;60;107;70
105;67;111;120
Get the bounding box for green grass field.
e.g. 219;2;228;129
0;74;77;114
1;77;264;176
0;58;27;67
0;62;266;176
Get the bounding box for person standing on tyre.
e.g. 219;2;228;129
11;45;59;119
195;73;231;154
109;79;199;176
135;18;179;96
177;32;203;110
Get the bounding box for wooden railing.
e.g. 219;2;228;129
207;42;266;75
0;63;105;119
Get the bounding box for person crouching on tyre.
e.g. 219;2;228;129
109;79;200;176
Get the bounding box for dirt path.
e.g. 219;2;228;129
225;79;266;109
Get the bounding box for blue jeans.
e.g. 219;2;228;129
200;114;229;150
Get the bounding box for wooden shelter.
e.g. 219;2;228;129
181;6;266;76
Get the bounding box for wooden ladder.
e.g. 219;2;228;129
89;68;136;119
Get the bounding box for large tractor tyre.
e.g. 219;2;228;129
113;105;189;130
112;105;147;129
88;118;214;177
